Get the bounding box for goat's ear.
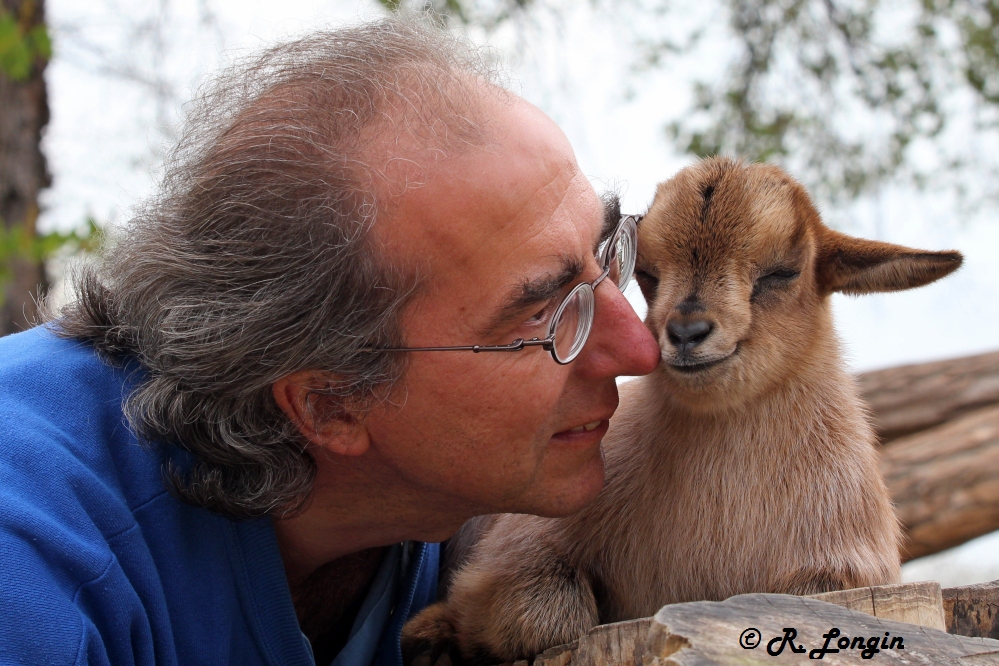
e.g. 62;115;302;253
816;229;963;295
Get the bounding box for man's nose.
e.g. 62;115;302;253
573;282;660;378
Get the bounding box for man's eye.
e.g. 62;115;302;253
525;305;551;325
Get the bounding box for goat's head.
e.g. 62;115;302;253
636;157;962;410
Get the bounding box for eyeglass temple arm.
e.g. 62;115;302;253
363;337;555;354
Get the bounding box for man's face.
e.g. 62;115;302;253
364;93;660;527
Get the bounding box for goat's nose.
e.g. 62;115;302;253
666;318;714;350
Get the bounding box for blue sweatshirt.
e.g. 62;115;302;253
0;327;438;666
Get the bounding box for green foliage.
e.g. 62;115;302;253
0;5;51;81
0;219;102;307
381;0;999;204
955;0;999;103
659;0;988;201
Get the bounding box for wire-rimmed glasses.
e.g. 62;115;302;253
365;214;640;365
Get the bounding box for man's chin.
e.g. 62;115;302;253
520;452;606;518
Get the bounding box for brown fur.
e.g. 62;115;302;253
402;158;963;663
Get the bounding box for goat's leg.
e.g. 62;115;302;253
403;553;599;664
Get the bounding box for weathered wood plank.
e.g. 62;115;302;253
532;618;653;666
858;350;999;444
647;593;999;664
572;618;651;666
445;583;969;665
527;583;954;666
944;580;999;640
811;581;946;631
880;404;999;560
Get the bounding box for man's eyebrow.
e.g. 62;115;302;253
597;193;621;253
481;255;585;338
595;215;617;255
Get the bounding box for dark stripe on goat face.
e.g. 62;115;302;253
675;294;705;315
700;182;716;223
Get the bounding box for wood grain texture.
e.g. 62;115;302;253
516;583;958;666
858;351;999;444
647;593;999;664
531;619;653;666
811;581;946;631
944;580;999;640
880;404;999;560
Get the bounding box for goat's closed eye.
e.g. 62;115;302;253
634;270;659;289
634;270;660;301
752;268;799;301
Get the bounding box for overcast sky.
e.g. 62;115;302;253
41;0;999;584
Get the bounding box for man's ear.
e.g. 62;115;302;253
272;370;370;457
816;229;963;296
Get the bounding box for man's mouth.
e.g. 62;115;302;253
552;417;612;441
568;420;602;433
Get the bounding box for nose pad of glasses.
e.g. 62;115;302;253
552;283;595;363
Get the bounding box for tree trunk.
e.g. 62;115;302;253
0;0;50;335
858;351;999;444
880;404;999;561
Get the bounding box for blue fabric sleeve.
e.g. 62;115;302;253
0;330;174;666
0;328;438;666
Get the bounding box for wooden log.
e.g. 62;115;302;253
810;581;946;631
533;618;652;666
880;404;999;560
944;580;999;640
646;593;999;664
526;582;952;666
858;350;999;444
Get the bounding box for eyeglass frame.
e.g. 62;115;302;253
361;213;642;365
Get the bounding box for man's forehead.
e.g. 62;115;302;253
373;94;600;276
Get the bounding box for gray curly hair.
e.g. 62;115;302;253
54;16;498;518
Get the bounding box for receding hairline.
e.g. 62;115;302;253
353;74;513;205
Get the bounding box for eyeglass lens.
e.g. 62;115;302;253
552;285;595;362
550;218;636;363
612;219;637;290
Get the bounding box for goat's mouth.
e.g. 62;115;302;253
666;347;739;374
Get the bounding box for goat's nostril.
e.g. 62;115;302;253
666;318;714;349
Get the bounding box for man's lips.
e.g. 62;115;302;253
552;417;612;441
568;419;603;433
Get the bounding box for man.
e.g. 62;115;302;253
0;17;659;666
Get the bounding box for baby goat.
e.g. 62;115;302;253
402;158;963;663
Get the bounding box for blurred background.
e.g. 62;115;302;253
1;0;998;585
